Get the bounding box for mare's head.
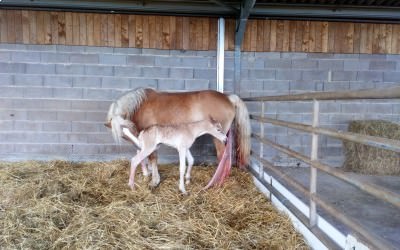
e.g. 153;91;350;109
105;88;148;144
105;115;138;145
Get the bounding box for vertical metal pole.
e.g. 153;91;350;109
216;18;225;93
234;45;241;94
310;100;319;227
259;102;265;178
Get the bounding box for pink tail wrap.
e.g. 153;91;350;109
204;130;233;189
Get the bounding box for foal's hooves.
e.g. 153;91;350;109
148;182;160;190
128;183;135;191
180;191;189;196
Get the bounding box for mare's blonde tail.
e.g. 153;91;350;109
228;94;251;168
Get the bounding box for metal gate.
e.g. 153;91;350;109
244;87;400;249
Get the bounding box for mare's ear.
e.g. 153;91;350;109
104;122;111;128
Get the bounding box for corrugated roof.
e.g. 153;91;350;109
0;0;399;22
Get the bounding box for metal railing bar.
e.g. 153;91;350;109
259;102;265;178
250;152;396;250
249;163;341;250
309;100;319;227
251;115;400;153
243;86;400;102
252;133;400;209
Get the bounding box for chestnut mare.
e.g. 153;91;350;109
105;88;251;188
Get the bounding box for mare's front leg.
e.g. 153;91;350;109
148;152;160;188
178;148;187;194
185;150;194;185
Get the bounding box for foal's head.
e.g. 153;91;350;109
206;117;227;143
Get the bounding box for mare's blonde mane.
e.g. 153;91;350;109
107;88;152;144
107;88;150;122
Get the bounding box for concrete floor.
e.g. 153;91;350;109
265;166;400;248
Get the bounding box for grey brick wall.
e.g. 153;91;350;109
1;44;399;167
238;52;400;167
0;44;217;163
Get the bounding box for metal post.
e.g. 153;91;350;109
310;100;319;227
216;17;225;93
259;102;265;178
234;45;241;94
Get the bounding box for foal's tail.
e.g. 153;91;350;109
228;94;251;168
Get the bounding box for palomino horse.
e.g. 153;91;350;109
124;118;227;194
105;88;251;188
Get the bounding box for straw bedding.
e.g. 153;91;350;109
0;160;308;249
343;120;400;175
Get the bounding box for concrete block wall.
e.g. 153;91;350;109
1;43;399;166
0;44;219;162
237;52;400;167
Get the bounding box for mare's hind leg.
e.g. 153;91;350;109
185;150;194;185
213;138;226;161
148;152;160;188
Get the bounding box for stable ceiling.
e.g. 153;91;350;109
1;0;400;22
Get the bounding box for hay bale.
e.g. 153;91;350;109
343;120;400;175
0;160;308;249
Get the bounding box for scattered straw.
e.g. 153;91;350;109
343;120;400;175
0;160;308;249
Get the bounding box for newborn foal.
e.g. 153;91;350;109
124;118;227;194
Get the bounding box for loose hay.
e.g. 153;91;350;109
343;120;400;175
0;160;308;249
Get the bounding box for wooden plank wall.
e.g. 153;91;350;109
231;19;400;54
1;9;400;54
0;10;217;50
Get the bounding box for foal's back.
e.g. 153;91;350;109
140;121;205;150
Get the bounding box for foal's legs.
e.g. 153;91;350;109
129;147;155;190
177;148;187;194
139;152;150;177
148;152;160;188
121;127;150;178
185;150;194;185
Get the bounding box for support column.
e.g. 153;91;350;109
216;18;225;93
233;0;256;94
234;45;241;94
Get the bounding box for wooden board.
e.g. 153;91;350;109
15;10;23;44
121;14;129;47
86;13;94;46
0;9;399;54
